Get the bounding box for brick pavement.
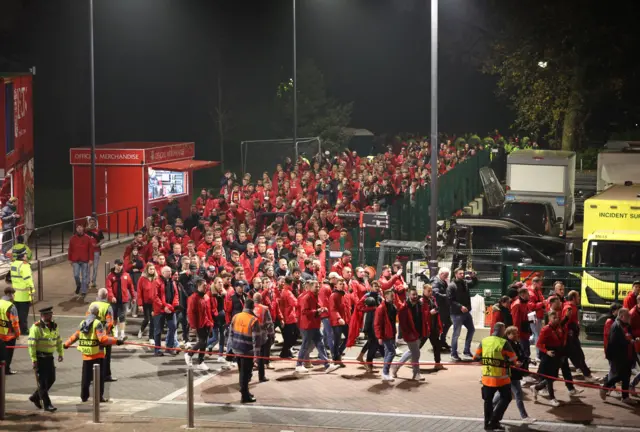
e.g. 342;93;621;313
189;359;640;428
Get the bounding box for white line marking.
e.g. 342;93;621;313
6;394;639;430
158;369;221;402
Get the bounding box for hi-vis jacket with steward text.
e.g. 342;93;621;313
64;314;117;360
474;335;517;387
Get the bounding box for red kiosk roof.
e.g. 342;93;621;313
151;160;220;171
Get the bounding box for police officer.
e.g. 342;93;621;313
64;304;122;402
10;249;34;335
0;286;20;374
473;322;518;431
28;306;63;412
4;238;32;284
89;288;117;382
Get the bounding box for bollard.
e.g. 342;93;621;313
93;363;100;423
0;361;5;420
37;260;44;302
104;261;110;286
186;367;195;428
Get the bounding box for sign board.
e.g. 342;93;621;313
145;143;195;164
362;212;389;228
70;149;145;166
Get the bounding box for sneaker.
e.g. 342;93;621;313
610;390;622;399
523;376;537;384
197;362;209;371
463;352;474;359
325;364;341;374
137;330;143;339
549;399;560;407
381;373;395;382
217;356;227;363
304;361;313;369
184;353;193;367
521;417;536;424
75;286;80;295
390;366;399;378
568;388;584;396
599;388;607;401
530;386;538;402
434;363;445;371
394;348;403;357
295;365;309;374
412;373;425;381
450;355;462;362
539;388;549;397
622;398;636;406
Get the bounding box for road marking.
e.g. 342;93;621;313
7;394;639;431
158;369;221;402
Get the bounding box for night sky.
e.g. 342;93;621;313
0;0;512;192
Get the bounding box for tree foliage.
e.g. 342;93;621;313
275;60;353;151
483;0;640;150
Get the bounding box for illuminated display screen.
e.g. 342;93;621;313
148;168;186;200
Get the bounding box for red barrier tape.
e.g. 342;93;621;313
8;341;637;395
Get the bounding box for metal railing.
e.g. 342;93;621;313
26;207;139;260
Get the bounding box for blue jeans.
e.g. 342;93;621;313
530;319;542;358
321;318;334;354
493;379;527;419
90;251;101;285
72;262;90;294
297;328;330;368
382;339;396;375
451;312;475;357
520;337;531;362
153;313;177;354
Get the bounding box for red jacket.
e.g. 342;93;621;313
318;284;332;319
152;277;180;316
561;301;580;333
397;301;421;343
68;233;93;262
187;292;212;329
261;289;283;323
527;287;546;320
347;294;378;347
510;297;531;338
604;317;615;352
630;306;640;338
329;290;348;327
280;286;298;325
137;276;157;305
378;274;400;291
421;296;443;336
536;323;566;354
374;301;396;341
240;252;263;282
299;291;323;330
349;279;369;301
106;271;136;303
393;276;407;303
623;291;638;310
206;293;219;320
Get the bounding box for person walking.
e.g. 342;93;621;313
0;287;20;374
185;278;213;371
68;224;93;300
473;322;517;431
1;197;20;256
329;277;349;365
531;310;567;407
430;267;452;351
447;268;477;361
27;306;64;412
228;298;263;403
64;304;122;402
374;289;398;382
152;266;180;356
85;217;105;289
510;287;532;363
278;276;298;358
563;290;599;382
88;288;117;382
601;307;636;405
136;263;158;343
10;248;34;335
527;276;546;359
391;288;424;381
492;326;536;424
419;284;444;370
253;292;277;381
106;259;135;339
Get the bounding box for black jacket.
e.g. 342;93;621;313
509;339;529;380
446;276;477;315
606;319;633;365
430;276;450;319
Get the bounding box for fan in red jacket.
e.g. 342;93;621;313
378;265;401;292
186;279;213;367
391;289;424;379
152;267;180;356
106;260;136;338
278;280;299;358
331;251;352;275
374;289;398;378
510;287;532;357
623;283;640;310
240;244;263;282
136;263;159;341
390;262;408;303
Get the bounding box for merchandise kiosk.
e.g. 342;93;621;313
0;72;34;240
70;142;218;233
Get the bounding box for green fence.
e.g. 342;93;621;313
504;265;637;345
388;150;491;242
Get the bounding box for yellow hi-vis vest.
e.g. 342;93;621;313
78;320;101;357
0;299;16;337
11;261;33;302
480;336;511;387
28;321;62;362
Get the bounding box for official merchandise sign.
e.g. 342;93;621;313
70;149;145;165
145;143;195;164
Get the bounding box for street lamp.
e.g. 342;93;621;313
89;0;97;218
293;0;298;161
429;0;439;273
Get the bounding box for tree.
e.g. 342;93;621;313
483;0;640;150
275;60;353;151
210;72;234;171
